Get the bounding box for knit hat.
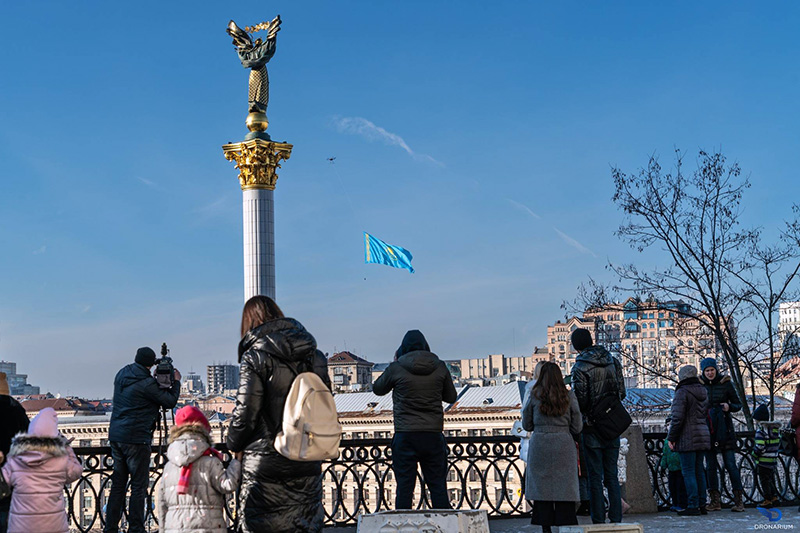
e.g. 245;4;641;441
29;407;59;438
678;365;697;381
174;405;211;432
571;328;594;351
700;358;718;372
753;404;770;421
135;346;157;367
0;372;9;396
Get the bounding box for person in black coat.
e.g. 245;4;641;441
668;365;710;516
699;357;744;512
104;348;181;533
0;372;29;533
227;296;331;533
569;328;626;525
373;330;457;510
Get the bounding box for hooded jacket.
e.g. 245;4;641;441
109;362;181;444
699;373;741;449
570;345;626;426
372;330;458;433
226;317;330;533
1;434;83;533
668;377;711;452
158;424;241;533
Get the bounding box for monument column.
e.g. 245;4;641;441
222;17;293;301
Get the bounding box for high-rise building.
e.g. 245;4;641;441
779;301;800;360
181;372;205;395
0;360;40;395
206;364;240;395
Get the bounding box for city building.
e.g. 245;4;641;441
457;353;539;383
20;397;102;418
0;360;40;396
181;372;205;395
779;301;800;360
546;297;721;388
206;364;240;395
328;351;374;393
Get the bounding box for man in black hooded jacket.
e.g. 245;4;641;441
104;347;181;533
373;330;457;509
570;328;626;525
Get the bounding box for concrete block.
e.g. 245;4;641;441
356;509;489;533
622;425;658;513
559;523;644;533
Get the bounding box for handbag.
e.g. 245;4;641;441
779;425;798;458
0;469;10;500
590;394;632;441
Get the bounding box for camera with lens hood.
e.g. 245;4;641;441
155;342;175;389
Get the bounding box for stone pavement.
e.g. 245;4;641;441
323;507;800;532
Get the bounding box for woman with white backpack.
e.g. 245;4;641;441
227;296;334;533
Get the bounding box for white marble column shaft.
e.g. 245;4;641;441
242;188;275;301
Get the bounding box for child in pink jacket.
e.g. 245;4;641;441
1;407;83;533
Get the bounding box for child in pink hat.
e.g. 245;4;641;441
1;407;83;533
157;405;240;533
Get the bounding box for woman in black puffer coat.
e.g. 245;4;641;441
227;296;331;533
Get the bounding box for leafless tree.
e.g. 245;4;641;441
576;149;799;429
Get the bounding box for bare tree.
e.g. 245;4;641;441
599;149;800;429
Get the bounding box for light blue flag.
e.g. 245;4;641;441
364;232;415;273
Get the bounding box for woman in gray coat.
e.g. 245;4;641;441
522;362;583;533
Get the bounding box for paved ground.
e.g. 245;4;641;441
323;506;800;532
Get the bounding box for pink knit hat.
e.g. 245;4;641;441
29;407;59;438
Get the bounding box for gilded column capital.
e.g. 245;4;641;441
222;138;293;190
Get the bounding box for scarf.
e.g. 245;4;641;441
177;446;224;495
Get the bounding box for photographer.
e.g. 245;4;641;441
104;347;181;533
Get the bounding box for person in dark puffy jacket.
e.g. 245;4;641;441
0;372;29;533
668;365;710;516
105;347;181;533
227;295;331;533
373;330;458;510
569;328;625;525
698;357;744;512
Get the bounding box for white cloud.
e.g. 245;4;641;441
332;116;443;166
32;245;46;255
194;196;230;218
507;199;541;219
137;177;157;187
553;227;597;257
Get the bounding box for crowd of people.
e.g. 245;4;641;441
1;308;800;533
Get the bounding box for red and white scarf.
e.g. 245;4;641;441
177;446;224;495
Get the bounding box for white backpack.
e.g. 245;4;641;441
274;370;342;461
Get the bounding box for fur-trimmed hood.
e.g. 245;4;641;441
8;434;70;467
167;424;212;467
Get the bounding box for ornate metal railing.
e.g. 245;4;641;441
65;436;526;531
64;433;800;531
642;432;800;509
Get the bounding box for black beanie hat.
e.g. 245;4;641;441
752;404;770;422
571;328;593;351
135;347;157;367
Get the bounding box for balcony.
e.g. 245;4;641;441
63;433;800;531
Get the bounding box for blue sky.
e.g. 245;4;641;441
1;1;799;397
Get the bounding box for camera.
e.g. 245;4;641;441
155;342;175;389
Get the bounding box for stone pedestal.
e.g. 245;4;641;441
356;509;489;533
223;138;292;301
621;425;658;514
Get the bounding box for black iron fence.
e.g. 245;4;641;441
63;433;800;531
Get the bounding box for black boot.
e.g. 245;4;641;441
542;526;552;533
576;500;591;516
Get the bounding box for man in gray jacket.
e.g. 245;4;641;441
373;330;458;509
